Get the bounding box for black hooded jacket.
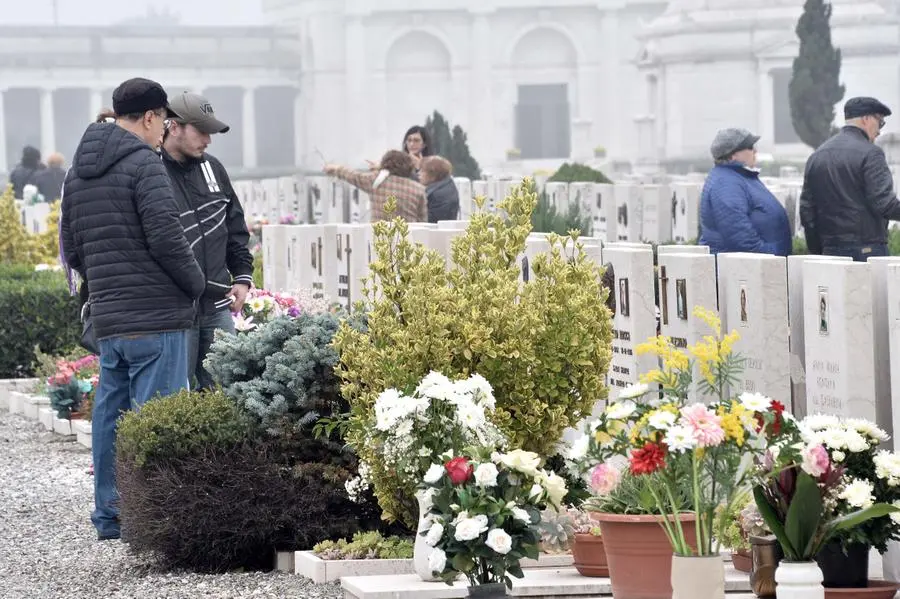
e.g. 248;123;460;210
160;149;254;314
60;123;205;340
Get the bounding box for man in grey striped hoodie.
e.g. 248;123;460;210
160;90;254;390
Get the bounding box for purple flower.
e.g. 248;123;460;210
288;306;301;318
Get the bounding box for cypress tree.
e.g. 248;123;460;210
789;0;845;148
424;111;482;180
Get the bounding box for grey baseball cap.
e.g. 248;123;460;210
167;91;230;134
710;128;760;161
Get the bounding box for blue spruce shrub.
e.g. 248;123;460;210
205;312;346;436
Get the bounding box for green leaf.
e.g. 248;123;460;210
753;485;798;559
785;472;823;558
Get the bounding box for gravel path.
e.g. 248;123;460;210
0;411;343;599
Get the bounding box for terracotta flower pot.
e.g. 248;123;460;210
732;548;752;573
594;512;698;599
572;533;609;577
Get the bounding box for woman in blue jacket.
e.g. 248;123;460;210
699;128;792;256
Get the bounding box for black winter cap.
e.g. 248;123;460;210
844;97;892;119
112;78;179;118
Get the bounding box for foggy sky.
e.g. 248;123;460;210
1;0;266;26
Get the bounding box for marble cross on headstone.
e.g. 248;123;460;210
801;259;876;423
613;183;643;242
717;253;790;401
657;248;718;402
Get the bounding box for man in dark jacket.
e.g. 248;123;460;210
800;97;900;261
160;91;254;389
60;77;205;541
9;145;44;198
33;152;67;201
419;155;460;222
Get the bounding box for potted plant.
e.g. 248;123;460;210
569;508;607;577
418;448;567;597
538;507;575;554
718;492;753;572
46;355;99;419
571;306;792;599
800;415;900;590
593;145;607;159
753;440;900;599
335;371;506;581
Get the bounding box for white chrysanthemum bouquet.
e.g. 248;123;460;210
344;371;506;502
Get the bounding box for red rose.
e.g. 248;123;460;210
756;400;786;436
445;457;474;484
629;443;666;475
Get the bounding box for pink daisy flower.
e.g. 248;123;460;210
680;403;725;447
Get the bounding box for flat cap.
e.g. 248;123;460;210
112;77;179;118
710;128;760;161
844;97;892;119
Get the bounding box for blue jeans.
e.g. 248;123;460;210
92;331;190;538
823;244;888;262
188;309;235;390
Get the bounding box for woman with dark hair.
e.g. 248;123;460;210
402;125;433;180
9;145;45;198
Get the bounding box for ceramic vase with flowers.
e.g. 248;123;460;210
753;433;900;599
570;306;793;599
417;448;568;598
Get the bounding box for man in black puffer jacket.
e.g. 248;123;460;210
800;96;900;261
160;91;254;389
60;78;204;542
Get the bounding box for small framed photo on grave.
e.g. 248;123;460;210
818;287;829;336
739;282;749;326
676;279;688;320
521;257;530;282
619;278;630;317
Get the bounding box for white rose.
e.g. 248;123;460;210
485;528;513;555
425;521;445;547
529;483;544;500
540;472;568;507
511;507;531;524
417;488;437;512
428;548;447;574
498;449;542;476
470;463;497;487
424;463;445;484
454;515;489;541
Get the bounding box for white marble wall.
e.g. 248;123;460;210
717;253;790;401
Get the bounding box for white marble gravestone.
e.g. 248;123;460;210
602;245;658;400
260;178;280;222
591;183;616;242
657;251;718;402
784;180;804;238
286;225;326;298
802;260;876;422
545;182;569;216
276;176;297;221
453;178;473;219
519;236;552;284
887;263;900;447
569;182;593;223
716;253;790;401
657;245;710;256
670;182;702;243
343;183;369;224
640;184;673;244
335;224;374;311
261;224;290;292
305;176;329;224
787;255;852;419
21;203;50;233
250;180;267;221
329;179;346;223
868;257;900;440
320;224;342;302
613;183;642;242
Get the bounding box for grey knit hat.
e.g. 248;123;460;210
710;128;760;161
